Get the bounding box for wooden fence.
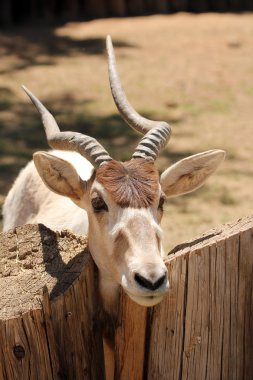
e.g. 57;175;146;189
0;215;252;379
1;0;253;26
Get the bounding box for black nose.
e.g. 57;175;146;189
134;273;167;291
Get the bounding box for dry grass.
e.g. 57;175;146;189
0;13;252;251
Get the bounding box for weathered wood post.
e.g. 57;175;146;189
147;216;253;379
84;0;107;18
108;0;126;16
0;0;12;25
0;216;252;379
0;224;104;380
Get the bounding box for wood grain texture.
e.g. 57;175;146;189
0;216;252;379
0;224;104;380
114;292;148;380
147;216;253;380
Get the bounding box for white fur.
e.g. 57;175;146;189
3;148;225;313
3;150;92;233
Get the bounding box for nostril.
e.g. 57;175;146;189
134;273;151;289
153;274;167;290
134;273;167;291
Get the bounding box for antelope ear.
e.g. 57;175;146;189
33;152;86;201
160;150;225;198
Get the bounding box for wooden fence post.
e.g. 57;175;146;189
126;0;146;15
189;0;209;12
84;0;107;18
0;216;252;379
146;216;253;379
114;293;148;379
108;0;126;16
169;0;189;12
0;224;104;380
0;0;12;25
152;0;169;13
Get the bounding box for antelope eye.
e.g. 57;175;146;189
158;196;165;211
91;196;108;213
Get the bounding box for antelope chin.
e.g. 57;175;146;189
126;292;164;307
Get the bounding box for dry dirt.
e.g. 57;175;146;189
0;13;252;251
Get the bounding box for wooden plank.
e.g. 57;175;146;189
181;246;211;379
108;0;126;16
228;0;243;10
205;242;226;379
84;0;107;18
127;0;146;15
40;288;60;379
114;292;148;379
0;0;12;25
209;0;227;11
170;0;188;12
152;0;169;13
1;217;252;379
0;312;55;380
147;255;187;379
146;216;253;379
50;261;105;380
189;0;209;12
239;227;253;379
0;225;104;380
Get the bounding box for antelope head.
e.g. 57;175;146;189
22;36;225;312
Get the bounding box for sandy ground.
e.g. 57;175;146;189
0;13;252;251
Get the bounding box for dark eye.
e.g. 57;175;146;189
158;196;165;211
91;196;108;213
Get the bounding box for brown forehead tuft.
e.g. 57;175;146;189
95;159;160;208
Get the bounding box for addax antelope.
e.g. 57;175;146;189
3;36;225;313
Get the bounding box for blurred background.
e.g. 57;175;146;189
0;1;253;252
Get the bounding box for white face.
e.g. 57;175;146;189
86;180;169;308
33;149;225;312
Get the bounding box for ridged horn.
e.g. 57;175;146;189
22;86;112;167
106;35;171;161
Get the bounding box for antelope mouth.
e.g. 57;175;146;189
125;291;165;307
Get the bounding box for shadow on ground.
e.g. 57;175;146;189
0;91;143;193
0;27;137;74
